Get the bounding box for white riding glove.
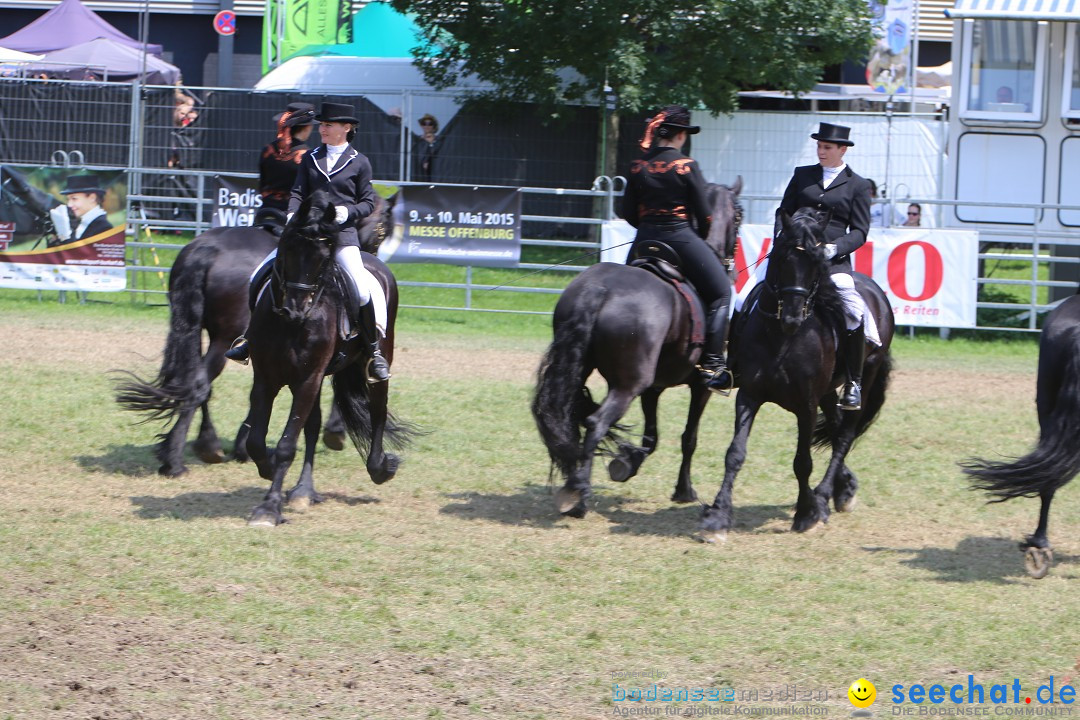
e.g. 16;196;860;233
334;205;349;225
823;244;838;260
286;212;294;224
50;205;72;241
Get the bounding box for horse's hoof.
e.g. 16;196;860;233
671;489;698;504
247;515;278;528
158;464;188;478
792;517;824;533
836;495;857;513
698;530;727;544
608;457;633;483
322;430;346;451
194;445;226;464
555;488;583;515
1024;547;1053;579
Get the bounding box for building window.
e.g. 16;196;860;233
1063;23;1080;120
959;18;1046;122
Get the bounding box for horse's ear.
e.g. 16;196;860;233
778;209;793;236
731;175;743;196
385;191;399;211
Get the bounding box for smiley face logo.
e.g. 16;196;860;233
848;678;876;708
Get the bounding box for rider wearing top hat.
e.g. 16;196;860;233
621;105;733;394
50;174;112;245
776;121;872;410
256;102;316;234
226;101;390;383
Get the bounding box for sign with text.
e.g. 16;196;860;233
381;185;522;267
210;175;263;228
0;166;126;291
734;224;979;328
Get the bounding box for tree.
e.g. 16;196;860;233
389;0;874;116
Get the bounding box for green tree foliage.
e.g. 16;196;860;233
390;0;874;115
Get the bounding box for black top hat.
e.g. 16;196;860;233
810;122;854;146
274;101;316;127
658;105;700;135
60;173;105;195
316;102;358;124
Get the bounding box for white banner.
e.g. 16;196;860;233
735;225;979;328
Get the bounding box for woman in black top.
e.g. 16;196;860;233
256;102;315;233
622;105;732;393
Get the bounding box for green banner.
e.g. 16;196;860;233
262;0;352;74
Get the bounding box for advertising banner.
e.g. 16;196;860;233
866;0;914;95
735;224;979;329
0;166;126;291
211;175;263;228
381;185;522;267
263;0;352;73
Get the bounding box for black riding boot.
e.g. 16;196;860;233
838;323;865;411
357;300;391;383
224;257;275;364
698;299;733;395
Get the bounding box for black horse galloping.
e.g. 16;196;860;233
532;180;743;518
964;292;1080;578
701;207;894;539
243;190;413;527
114;195;395;477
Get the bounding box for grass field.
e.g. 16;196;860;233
0;293;1077;720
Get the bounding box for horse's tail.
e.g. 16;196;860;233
330;367;418;456
114;242;215;423
813;350;893;448
531;283;610;480
963;350;1080;502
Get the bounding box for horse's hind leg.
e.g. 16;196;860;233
1021;492;1056;579
192;346;228;464
672;382;710;504
557;387;637;519
608;388;660;484
323;396;347;451
833;465;860;513
287;398;325;510
156;408;196;477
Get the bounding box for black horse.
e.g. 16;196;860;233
532;179;743;518
700;207;894;539
114;194;395;477
244;190;414;526
964;292;1080;578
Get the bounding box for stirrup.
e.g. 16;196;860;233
366;355;391;384
224;337;249;365
698;364;733;396
837;382;862;411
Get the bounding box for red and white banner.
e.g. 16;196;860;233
735;225;979;328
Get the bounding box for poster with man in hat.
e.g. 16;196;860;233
0;167;126;291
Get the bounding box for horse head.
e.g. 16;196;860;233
704;176;744;265
274;189;338;323
359;191;397;253
771;207;832;335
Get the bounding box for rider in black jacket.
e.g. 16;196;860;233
622;105;733;394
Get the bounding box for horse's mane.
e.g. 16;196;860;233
782;208;848;334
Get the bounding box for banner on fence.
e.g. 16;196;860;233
211;175;262;228
380;185;522;268
0;166;126;291
263;0;352;73
734;225;979;328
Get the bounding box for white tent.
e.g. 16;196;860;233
254;55;494;126
0;45;43;62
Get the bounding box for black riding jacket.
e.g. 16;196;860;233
621;145;711;238
259;138;309;212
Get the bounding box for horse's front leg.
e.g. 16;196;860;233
248;376;321;527
791;405;824;533
364;378;399;485
244;378;277;481
701;391;761;541
812;408;860;514
156;406;197;477
608;388;660;484
556;387;637;519
673;381;711;504
286;388;325;510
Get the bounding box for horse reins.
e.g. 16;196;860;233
271;243;331;321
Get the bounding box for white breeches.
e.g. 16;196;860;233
251;247;387;334
830;271;864;329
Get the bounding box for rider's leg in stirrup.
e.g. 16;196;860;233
330;245;390;382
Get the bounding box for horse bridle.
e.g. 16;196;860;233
271;239;331;321
763;242;819;322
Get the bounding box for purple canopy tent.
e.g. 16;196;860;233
23;38;180;84
0;0;163;56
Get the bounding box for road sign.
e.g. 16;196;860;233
213;10;237;36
